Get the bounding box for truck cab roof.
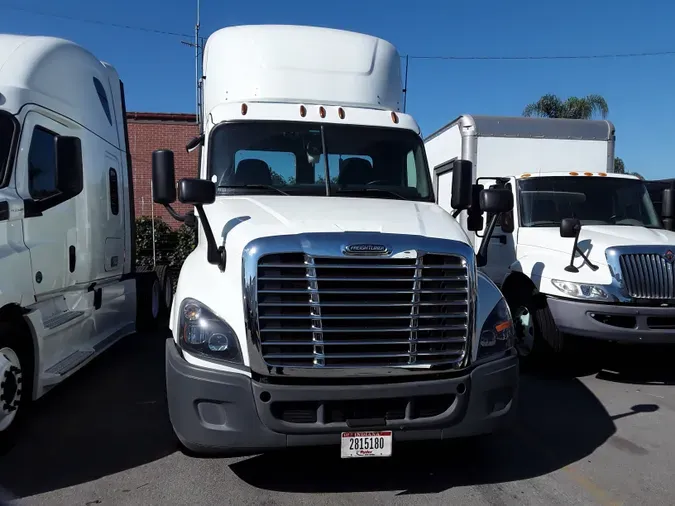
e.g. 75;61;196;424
515;171;640;180
202;24;404;116
0;33;122;147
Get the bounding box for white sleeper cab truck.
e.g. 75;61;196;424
0;34;174;449
151;24;519;457
425;114;675;365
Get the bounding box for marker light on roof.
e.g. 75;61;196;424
584;172;593;176
338;107;345;119
391;112;399;124
300;105;307;117
598;172;607;177
521;173;531;178
569;172;579;176
319;106;326;118
241;103;248;115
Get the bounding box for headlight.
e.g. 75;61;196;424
178;298;242;364
551;279;612;301
478;297;514;360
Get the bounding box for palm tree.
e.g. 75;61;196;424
522;93;609;120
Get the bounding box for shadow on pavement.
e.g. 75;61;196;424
0;331;178;499
230;373;627;495
593;343;675;386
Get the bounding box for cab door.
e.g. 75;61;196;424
16;111;82;297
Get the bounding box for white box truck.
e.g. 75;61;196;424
425;115;675;365
0;34;174;449
151;25;519;457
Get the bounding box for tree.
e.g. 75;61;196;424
522;93;609;120
522;94;644;179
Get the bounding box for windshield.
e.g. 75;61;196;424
518;176;662;228
208;121;433;202
0;111;17;188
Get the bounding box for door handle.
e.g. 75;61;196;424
69;245;76;272
491;235;507;245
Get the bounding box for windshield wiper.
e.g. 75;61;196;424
219;184;289;196
335;187;407;200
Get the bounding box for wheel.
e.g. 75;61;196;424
136;272;161;332
0;322;33;453
507;285;564;369
154;265;175;318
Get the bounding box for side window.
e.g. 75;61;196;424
28;127;59;199
93;77;113;126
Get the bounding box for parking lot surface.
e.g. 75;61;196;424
1;332;675;506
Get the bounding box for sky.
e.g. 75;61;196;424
1;0;674;179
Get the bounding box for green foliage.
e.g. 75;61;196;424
522;93;609;120
614;157;625;174
135;216;196;269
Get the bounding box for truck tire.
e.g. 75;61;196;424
136;271;161;332
0;322;33;454
507;286;564;369
154;264;175;318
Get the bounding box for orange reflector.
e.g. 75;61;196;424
241;103;248;115
391;111;399;124
569;171;579;176
598;172;607;177
495;321;512;332
521;173;531;178
300;105;307;117
319;106;326;118
584;172;593;176
338;107;345;119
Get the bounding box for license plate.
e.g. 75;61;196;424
340;431;392;458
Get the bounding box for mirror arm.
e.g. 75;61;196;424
452;209;461;218
476;212;499;267
195;204;226;271
163;203;186;222
565;230;599;273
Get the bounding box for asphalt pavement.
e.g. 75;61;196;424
1;332;675;506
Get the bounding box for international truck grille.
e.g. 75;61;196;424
255;253;470;368
619;253;675;299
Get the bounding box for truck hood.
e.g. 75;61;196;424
518;225;675;265
203;195;469;252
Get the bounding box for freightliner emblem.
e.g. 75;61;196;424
665;250;675;263
343;244;391;256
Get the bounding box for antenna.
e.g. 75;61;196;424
181;0;202;125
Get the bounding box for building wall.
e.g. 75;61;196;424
126;112;199;227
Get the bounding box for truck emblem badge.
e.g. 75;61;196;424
343;244;391;256
665;250;674;262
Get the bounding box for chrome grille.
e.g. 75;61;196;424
255;253;470;368
619;253;675;299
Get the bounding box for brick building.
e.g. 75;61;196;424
126;112;199;226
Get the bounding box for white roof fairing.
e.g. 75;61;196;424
202;25;404;116
0;34;121;147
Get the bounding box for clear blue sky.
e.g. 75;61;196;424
2;0;674;179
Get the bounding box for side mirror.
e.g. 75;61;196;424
450;159;473;211
560;217;581;238
152;149;177;205
479;188;513;214
178;178;216;205
55;136;83;195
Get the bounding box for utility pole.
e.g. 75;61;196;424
181;0;201;125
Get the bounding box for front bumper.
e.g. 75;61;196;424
547;296;675;343
165;339;519;455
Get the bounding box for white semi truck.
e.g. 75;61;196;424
0;34;174;449
425;115;675;365
151;24;519;457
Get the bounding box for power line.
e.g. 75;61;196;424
3;5;675;62
2;4;192;38
405;50;675;61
